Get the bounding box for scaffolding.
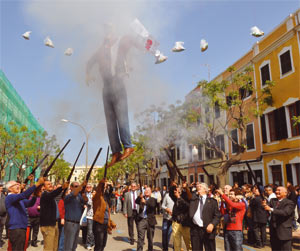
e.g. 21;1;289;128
0;70;44;181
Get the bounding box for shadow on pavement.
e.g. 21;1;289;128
113;236;130;243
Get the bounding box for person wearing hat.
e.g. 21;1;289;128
5;175;45;251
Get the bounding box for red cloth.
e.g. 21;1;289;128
221;194;246;231
58;199;65;219
7;227;30;251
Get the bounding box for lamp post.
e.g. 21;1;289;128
22;164;26;182
61;119;104;168
192;145;198;183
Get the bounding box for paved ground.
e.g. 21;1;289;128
2;213;300;250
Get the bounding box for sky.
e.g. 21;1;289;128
1;0;299;167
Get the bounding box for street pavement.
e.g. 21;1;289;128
2;213;300;250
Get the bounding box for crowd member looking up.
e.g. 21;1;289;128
152;187;162;215
265;185;276;202
27;185;43;248
263;186;294;251
161;187;174;251
93;178;110;251
64;181;87;251
250;186;268;248
169;182;191;251
135;187;157;251
217;188;246;251
85;183;95;250
189;183;220;251
123;182;140;245
5;175;44;251
40;180;69;251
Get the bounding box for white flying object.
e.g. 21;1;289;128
44;36;55;48
172;41;185;52
155;50;167;64
250;26;264;37
22;31;31;40
64;48;73;56
200;39;208;52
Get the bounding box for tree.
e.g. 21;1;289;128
134;66;274;187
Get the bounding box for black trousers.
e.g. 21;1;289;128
93;221;108;251
29;217;40;244
8;228;27;251
190;225;216;251
137;218;155;251
253;222;266;246
270;228;292;251
127;210;138;242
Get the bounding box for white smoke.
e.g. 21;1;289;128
22;0;183;164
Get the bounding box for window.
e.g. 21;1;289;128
280;50;292;75
239;81;253;99
286;164;293;185
260;64;270;86
188;145;193;162
181;144;186;159
271;165;282;185
189;174;194;184
288;101;300;137
226;96;233;107
215;102;220;118
170;149;176;163
216;135;225;157
260;115;267;144
176;146;180;160
231;129;238;154
197;144;203;161
246;124;255;150
199;174;204;183
205;147;214;160
267;107;288;142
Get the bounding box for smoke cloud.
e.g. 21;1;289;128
22;0;184;163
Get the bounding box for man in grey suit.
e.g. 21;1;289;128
123;182;140;245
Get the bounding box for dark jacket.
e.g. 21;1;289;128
135;196;157;226
169;185;191;227
250;196;268;224
189;193;221;239
269;198;294;240
0;192;6;216
40;187;63;226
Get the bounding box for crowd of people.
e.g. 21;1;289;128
0;176;299;251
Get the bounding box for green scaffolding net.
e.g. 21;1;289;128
0;70;44;181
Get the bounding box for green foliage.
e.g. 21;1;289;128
96;136;146;184
0;121;69;181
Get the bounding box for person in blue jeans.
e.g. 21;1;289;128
86;24;149;167
64;181;87;251
161;192;174;251
217;188;246;251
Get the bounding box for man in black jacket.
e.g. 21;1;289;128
169;182;192;251
40;180;69;251
135;187;157;251
263;186;294;251
250;186;268;248
189;183;221;251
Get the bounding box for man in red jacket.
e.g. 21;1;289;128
217;188;246;251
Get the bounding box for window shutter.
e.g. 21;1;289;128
276;107;288;140
296;100;300;116
260;115;267;143
286;164;293;185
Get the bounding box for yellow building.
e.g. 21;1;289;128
253;10;300;186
